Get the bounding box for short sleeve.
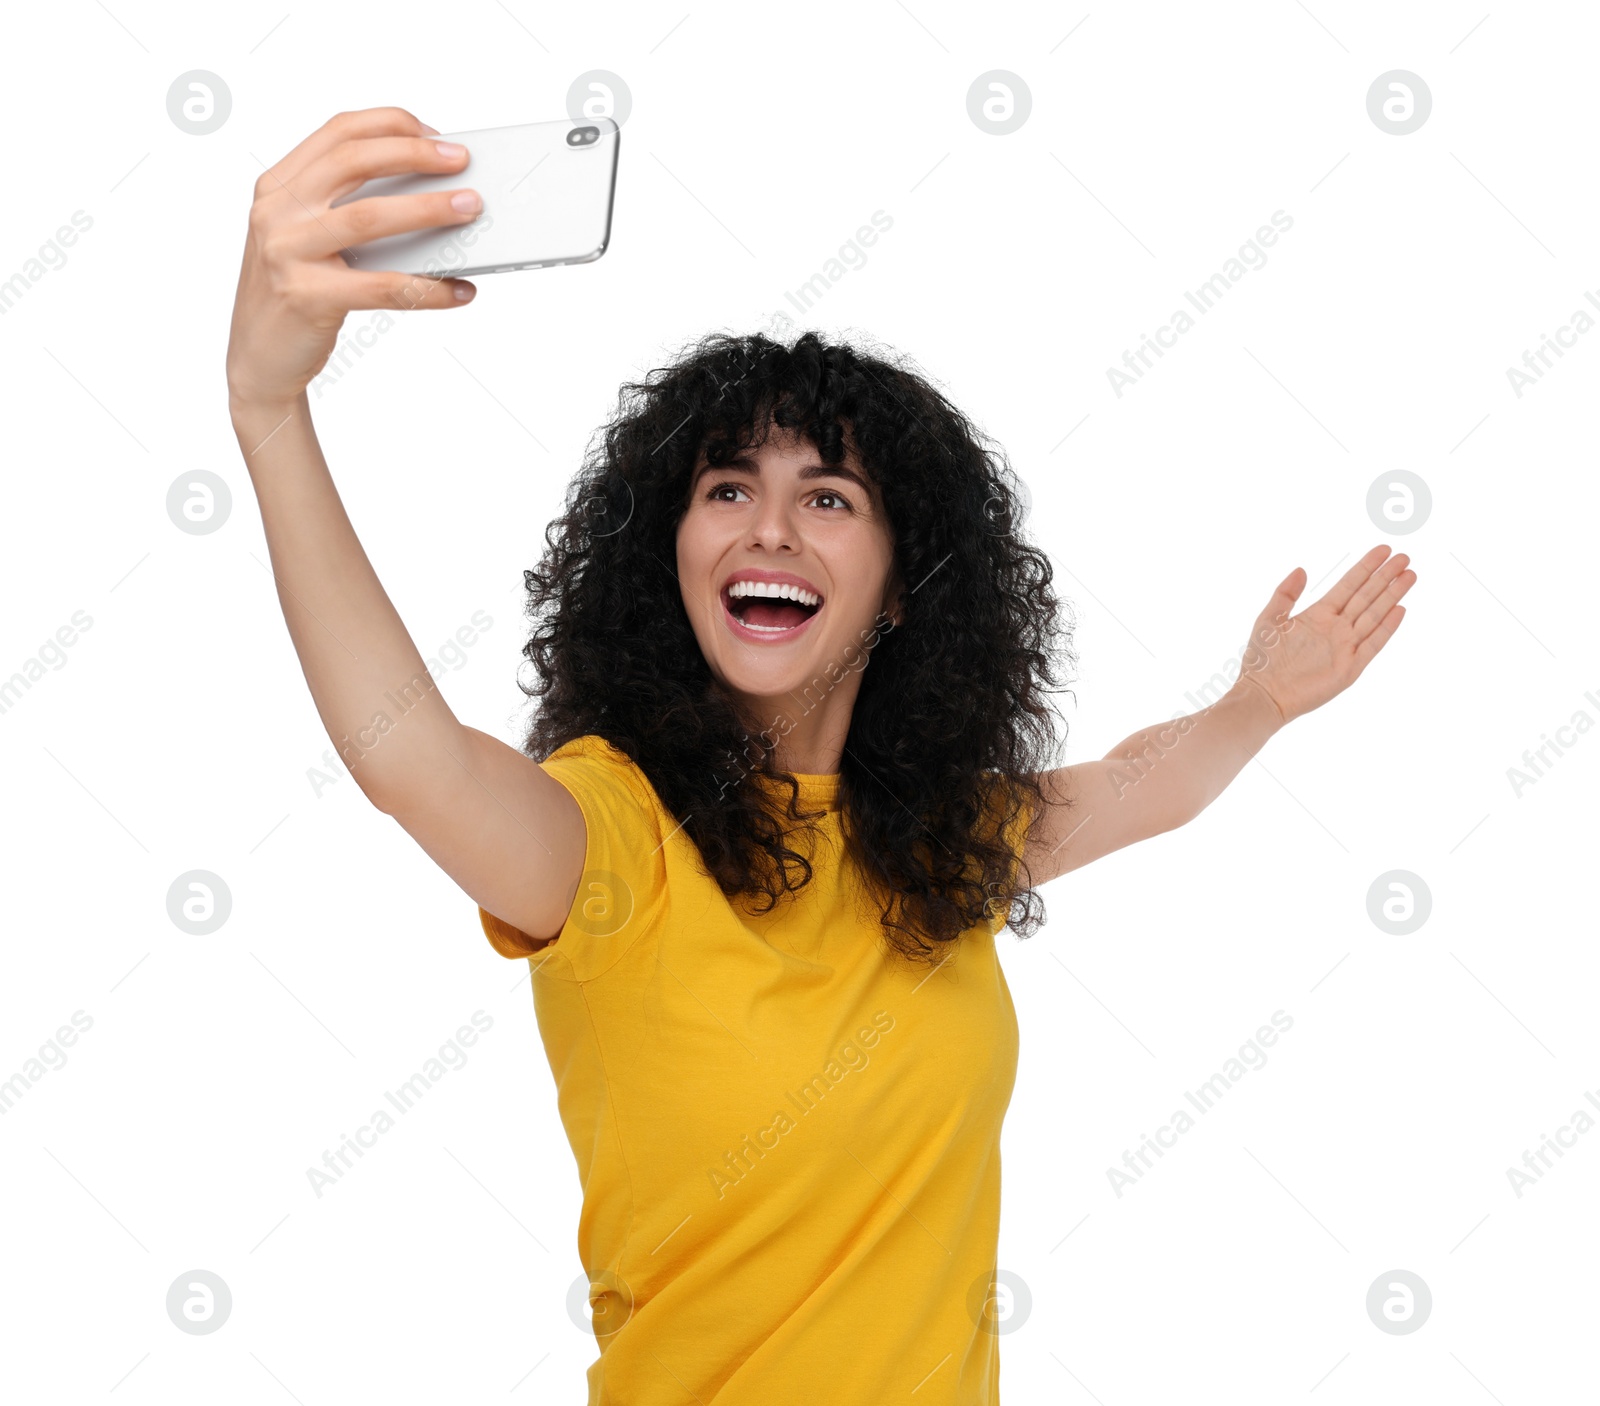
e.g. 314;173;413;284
476;736;669;982
480;905;545;958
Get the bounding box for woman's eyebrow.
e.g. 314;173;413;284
695;454;875;496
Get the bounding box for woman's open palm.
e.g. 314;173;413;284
1236;543;1417;725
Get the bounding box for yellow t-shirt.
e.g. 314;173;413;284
479;735;1030;1404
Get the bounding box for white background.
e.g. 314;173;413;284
2;1;1595;1400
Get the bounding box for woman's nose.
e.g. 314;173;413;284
749;498;799;548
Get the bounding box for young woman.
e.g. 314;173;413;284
228;107;1417;1405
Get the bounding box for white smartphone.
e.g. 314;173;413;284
330;116;620;279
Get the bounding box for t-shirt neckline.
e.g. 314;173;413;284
789;772;839;811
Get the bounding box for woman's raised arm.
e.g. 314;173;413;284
1022;545;1416;886
226;107;584;949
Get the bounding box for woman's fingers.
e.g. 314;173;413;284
1352;604;1405;668
298;263;476;313
255;107;433;204
1351;567;1417;639
276;186;482;262
260;134;469;215
1319;543;1393;615
1344;552;1411;623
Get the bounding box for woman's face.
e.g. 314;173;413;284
675;422;900;760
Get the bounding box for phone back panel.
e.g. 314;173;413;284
331;117;619;278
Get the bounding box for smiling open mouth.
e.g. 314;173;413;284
724;580;824;635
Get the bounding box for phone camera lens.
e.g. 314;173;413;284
567;125;599;147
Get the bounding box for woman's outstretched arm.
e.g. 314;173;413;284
227;107;584;951
1022;544;1417;886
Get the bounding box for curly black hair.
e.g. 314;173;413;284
517;324;1076;963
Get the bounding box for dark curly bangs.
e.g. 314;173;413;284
517;324;1076;962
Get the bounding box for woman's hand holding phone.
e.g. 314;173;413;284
225;106;480;413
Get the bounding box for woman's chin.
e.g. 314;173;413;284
712;648;849;712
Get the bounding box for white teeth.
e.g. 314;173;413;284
726;580;822;608
739;619;800;633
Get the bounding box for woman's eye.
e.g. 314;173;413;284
704;482;852;512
